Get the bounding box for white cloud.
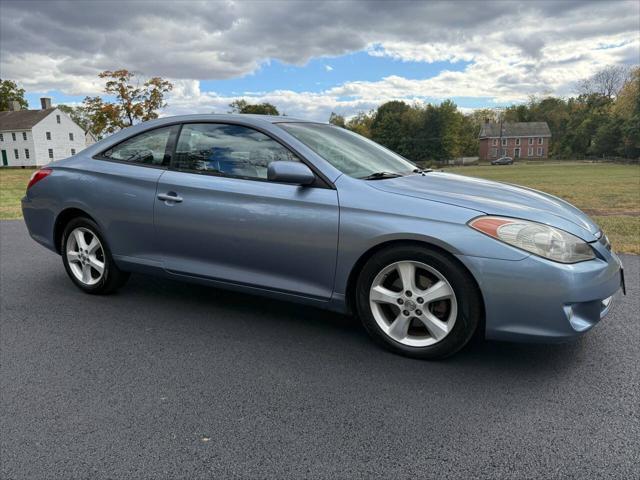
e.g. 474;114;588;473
2;0;638;120
325;65;334;72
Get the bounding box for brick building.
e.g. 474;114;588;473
479;121;551;161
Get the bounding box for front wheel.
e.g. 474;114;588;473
61;217;130;294
356;245;482;359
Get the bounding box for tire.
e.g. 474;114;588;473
61;217;130;294
356;245;482;359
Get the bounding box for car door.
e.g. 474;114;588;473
86;125;178;263
154;122;339;300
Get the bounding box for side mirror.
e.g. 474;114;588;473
267;161;315;185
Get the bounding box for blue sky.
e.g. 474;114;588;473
199;52;469;95
26;52;480;111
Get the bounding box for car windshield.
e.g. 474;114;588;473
278;122;416;179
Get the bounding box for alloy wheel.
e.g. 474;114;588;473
66;227;105;286
369;260;458;347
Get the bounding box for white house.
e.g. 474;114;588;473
0;98;92;167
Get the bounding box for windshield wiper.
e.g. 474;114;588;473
413;168;433;174
360;171;404;180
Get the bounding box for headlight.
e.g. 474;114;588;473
469;216;595;263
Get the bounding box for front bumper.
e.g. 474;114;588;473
457;242;623;343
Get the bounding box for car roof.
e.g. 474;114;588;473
153;113;318;125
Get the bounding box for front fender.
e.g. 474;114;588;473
332;176;530;298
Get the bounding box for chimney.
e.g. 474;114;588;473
8;100;21;111
40;97;52;110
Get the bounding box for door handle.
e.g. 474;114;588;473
157;192;183;203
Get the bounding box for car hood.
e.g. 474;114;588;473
369;172;600;240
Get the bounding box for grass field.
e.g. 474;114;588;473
0;168;34;220
1;163;639;253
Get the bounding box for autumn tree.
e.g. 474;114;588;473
80;69;173;138
345;111;374;138
328;112;346;127
229;99;279;115
0;79;28;111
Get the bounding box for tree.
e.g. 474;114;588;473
592;117;624;156
612;67;640;157
77;69;173;138
328;112;346;127
98;69;173;127
0;79;28;111
229;99;279;115
370;101;411;153
578;65;631;99
612;67;639;119
345;111;374;138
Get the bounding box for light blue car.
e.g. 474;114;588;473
22;115;625;358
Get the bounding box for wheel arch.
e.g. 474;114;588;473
345;239;486;336
53;207;99;254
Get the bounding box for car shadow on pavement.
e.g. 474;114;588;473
117;272;586;374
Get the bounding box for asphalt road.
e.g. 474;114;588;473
1;220;639;479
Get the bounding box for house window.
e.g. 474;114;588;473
25;149;30;159
490;148;497;157
538;137;543;145
56;115;61;124
46;132;51;140
0;133;3;141
501;149;507;156
501;138;507;146
538;147;544;156
69;132;74;141
492;138;498;146
12;132;16;141
22;132;27;141
528;138;534;145
14;149;19;159
71;148;76;156
528;147;533;156
515;138;521;145
48;148;54;159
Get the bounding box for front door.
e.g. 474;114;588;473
1;150;7;166
154;123;339;300
514;148;520;158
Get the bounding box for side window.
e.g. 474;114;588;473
174;123;299;180
102;126;175;166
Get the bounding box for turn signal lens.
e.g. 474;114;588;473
27;168;52;190
469;216;595;264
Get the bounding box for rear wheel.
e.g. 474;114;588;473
61;217;129;294
356;245;482;359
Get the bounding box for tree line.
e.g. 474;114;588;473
1;65;637;160
328;66;639;162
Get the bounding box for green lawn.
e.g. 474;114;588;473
1;162;639;253
445;162;640;254
0;168;35;220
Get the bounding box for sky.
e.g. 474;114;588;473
1;0;638;121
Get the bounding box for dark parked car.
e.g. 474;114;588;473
491;156;514;165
